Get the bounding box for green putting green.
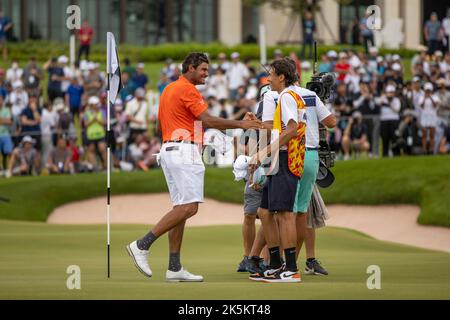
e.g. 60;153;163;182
0;220;449;300
1;155;449;227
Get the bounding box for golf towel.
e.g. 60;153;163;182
307;184;330;229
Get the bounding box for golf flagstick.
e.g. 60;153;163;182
106;32;122;278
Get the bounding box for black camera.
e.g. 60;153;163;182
306;72;336;101
307;72;336;169
318;124;335;168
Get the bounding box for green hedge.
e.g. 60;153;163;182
6;41;419;63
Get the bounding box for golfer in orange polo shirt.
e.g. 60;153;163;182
127;52;262;282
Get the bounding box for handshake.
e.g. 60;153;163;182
241;112;267;130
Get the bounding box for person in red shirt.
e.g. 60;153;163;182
335;52;351;83
77;20;93;62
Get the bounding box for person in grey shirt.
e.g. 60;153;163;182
424;12;444;55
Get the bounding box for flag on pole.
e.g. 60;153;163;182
107;32;122;105
106;32;122;278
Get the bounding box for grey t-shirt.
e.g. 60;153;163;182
49;147;71;164
425;21;441;40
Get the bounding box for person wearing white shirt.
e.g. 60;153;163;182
6;61;23;84
40;103;59;167
125;88;150;143
376;85;401;157
419;82;441;154
291;86;336;276
8;81;28;118
227;52;249;101
58;56;73;93
249;58;305;283
207;68;228;101
442;9;450;53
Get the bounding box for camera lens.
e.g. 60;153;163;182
308;82;325;97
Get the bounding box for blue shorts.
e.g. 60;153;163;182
293;150;319;213
0;136;13;155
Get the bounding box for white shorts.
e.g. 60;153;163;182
160;142;205;206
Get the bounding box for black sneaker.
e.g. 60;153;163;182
305;259;328;276
236;256;249;272
249;266;282;282
258;260;269;272
245;256;263;274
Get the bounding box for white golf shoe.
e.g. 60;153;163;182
126;241;152;278
166;268;204;282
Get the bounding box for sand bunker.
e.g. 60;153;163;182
48;193;450;253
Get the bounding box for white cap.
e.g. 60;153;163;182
339;52;348;59
301;61;311;70
135;88;146;98
58;55;69;64
376;56;384;63
412;76;421;83
327;50;337;58
435;50;443;57
233;155;252;171
88;96;100;105
273;49;283;56
79;60;89;71
232;155;252;181
392;54;400;61
231;52;240;59
137;63;145;69
22;135;35;144
385;85;396;93
12;80;23;89
392;63;402;71
53;98;65;112
424;82;434;91
352;111;363;119
87;62;96;71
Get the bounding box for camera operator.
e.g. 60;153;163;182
392;109;421;156
376;84;401;157
293;85;336;276
342;111;370;159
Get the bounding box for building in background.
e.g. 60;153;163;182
0;0;447;49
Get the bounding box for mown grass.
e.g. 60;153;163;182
0;155;449;227
0;221;449;300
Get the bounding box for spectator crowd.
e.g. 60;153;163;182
0;21;449;178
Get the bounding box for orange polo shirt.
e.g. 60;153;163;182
158;76;207;144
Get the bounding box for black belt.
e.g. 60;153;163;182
163;140;196;145
307;147;319;151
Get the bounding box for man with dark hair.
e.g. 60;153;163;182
126;52;262;282
249;57;306;283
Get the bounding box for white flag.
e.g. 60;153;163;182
106;32;122;104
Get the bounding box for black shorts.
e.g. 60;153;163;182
260;151;299;213
87;137;105;149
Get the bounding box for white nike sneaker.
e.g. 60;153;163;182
166;268;204;282
126;241;152;278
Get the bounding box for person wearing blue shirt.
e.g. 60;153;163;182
44;58;65;103
20;94;42;151
65;77;84;120
0;11;12;60
360;12;375;54
301;11;316;60
132;63;148;89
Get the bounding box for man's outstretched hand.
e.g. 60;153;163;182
241;119;264;130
